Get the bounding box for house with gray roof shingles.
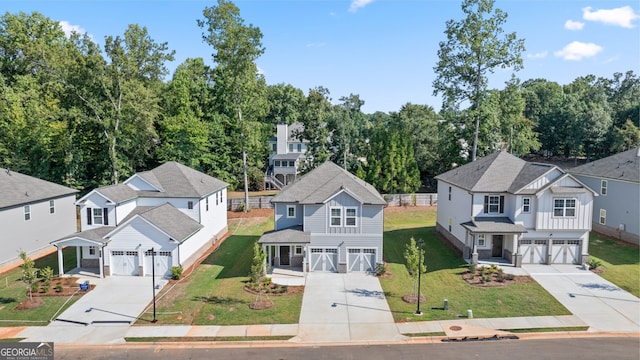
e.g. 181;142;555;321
435;150;596;267
51;162;228;278
259;161;386;274
266;122;308;189
569;147;640;245
0;168;78;269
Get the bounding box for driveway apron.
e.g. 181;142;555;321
293;272;404;343
17;276;168;344
523;264;640;332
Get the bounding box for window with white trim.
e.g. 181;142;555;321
289;144;294;152
275;160;281;167
345;207;357;227
24;205;31;221
599;209;606;225
522;197;531;213
297;143;302;152
330;207;342;226
287;205;296;218
93;208;103;225
188;201;194;210
477;234;486;247
554;198;576;217
49;199;55;214
89;246;96;255
601;180;607;196
488;195;500;213
294;245;303;255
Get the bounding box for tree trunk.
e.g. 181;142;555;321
238;104;249;213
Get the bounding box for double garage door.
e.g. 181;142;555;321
110;250;172;276
309;247;377;272
520;240;581;264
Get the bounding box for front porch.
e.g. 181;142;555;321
50;228;111;278
462;217;527;267
258;226;310;280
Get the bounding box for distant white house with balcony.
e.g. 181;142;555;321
266;123;308;189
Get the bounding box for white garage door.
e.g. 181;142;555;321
111;250;139;276
144;250;172;277
309;248;337;272
551;240;581;264
348;248;376;272
520;240;547;264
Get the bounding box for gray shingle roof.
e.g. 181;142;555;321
52;227;112;245
120;204;203;243
272;161;386;205
435;151;556;193
569;147;640;183
0;168;78;209
96;184;138;204
461;217;528;234
137;162;229;198
258;226;310;244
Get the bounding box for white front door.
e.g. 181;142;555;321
111;250;139;276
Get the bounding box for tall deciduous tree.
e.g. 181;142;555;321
266;83;305;125
200;0;266;210
433;0;525;161
299;86;332;172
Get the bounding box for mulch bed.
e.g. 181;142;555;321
15;277;95;310
402;293;426;304
462;267;533;287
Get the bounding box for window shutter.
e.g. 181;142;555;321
499;196;505;213
103;208;109;225
87;208;92;225
483;196;488;213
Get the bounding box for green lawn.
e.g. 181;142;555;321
0;248;84;326
144;216;303;325
381;208;570;322
588;233;640;297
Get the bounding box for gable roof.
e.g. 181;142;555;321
95;183;138;204
272;161;386;205
569;147;640;183
136;162;228;198
435;151;557;193
0;168;78;210
115;203;203;243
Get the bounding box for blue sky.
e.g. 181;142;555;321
4;0;639;114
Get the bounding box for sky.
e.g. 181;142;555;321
3;0;639;114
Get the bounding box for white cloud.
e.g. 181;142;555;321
348;0;374;13
554;41;603;61
59;21;87;38
527;51;548;59
582;6;639;28
564;20;584;30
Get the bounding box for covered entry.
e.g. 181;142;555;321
258;226;310;273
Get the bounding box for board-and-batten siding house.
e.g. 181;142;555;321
569;147;640;245
0;168;78;269
51;162;228;278
258;161;386;273
435;151;596;267
266;122;308;189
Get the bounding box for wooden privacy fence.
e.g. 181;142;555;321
227;193;437;211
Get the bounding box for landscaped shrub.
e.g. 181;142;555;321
375;263;387;276
587;257;602;270
469;263;477;278
171;266;183;280
55;284;63;293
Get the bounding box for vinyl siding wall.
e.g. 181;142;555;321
274;203;302;230
0;194;77;267
436;181;472;247
574;174;639;239
535;182;593;231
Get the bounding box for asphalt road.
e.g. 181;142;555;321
55;337;640;360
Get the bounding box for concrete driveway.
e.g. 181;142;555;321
18;275;168;344
523;264;640;332
292;272;405;343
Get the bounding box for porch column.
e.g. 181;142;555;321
76;246;81;268
98;246;104;278
262;244;268;275
57;246;64;276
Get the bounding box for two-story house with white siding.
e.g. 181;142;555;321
435;151;596;267
259;161;386;274
266;122;308;189
569;147;640;245
51;162;228;278
0;168;78;270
